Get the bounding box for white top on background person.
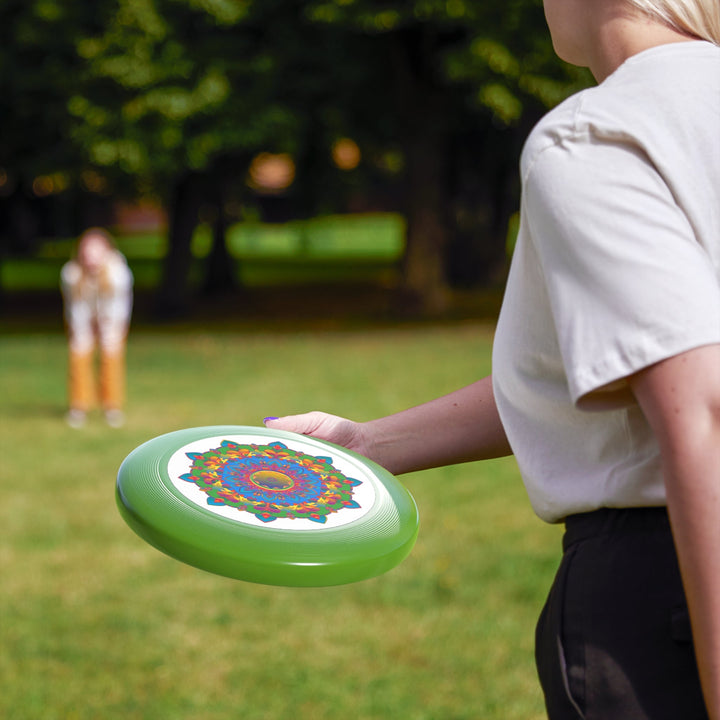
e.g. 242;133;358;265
61;228;133;354
266;0;720;715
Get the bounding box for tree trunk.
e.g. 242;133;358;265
392;28;451;316
202;182;237;296
401;130;450;314
156;172;203;319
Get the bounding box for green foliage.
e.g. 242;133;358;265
303;0;592;125
67;0;303;183
0;326;561;719
0;1;88;177
0;0;593;305
0;0;591;195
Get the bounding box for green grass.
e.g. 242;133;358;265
0;324;561;719
2;213;406;291
0;255;401;291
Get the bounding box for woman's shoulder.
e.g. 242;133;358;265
520;90;592;180
522;42;720;182
520;76;645;180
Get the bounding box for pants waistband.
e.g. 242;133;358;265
563;506;670;552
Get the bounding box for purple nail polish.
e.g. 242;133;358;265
263;416;278;424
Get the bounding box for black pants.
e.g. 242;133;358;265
535;507;708;719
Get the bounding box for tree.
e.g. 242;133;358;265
69;0;369;315
303;0;593;312
0;0;592;315
0;0;97;256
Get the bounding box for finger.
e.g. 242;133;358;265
263;412;324;436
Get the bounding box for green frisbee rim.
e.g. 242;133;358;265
116;425;419;587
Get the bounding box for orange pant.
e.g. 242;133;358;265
68;346;126;412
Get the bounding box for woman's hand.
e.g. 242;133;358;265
264;412;371;457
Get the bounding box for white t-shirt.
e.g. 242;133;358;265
61;250;134;353
492;41;720;523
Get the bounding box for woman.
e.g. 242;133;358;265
61;228;133;428
266;1;720;717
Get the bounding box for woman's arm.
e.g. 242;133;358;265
630;343;720;719
265;375;512;475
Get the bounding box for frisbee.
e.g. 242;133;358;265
116;425;419;587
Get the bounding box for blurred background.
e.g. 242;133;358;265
0;0;591;326
0;2;591;718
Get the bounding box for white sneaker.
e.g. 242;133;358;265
104;409;125;428
66;409;87;429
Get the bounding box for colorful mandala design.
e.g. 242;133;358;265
180;440;362;524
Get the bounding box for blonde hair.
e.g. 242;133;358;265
627;0;720;44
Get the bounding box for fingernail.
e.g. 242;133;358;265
263;416;278;424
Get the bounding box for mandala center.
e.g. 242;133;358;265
249;470;295;492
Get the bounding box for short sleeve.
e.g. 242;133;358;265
525;135;720;407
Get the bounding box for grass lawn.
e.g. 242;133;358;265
1;213;407;292
0;322;561;720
